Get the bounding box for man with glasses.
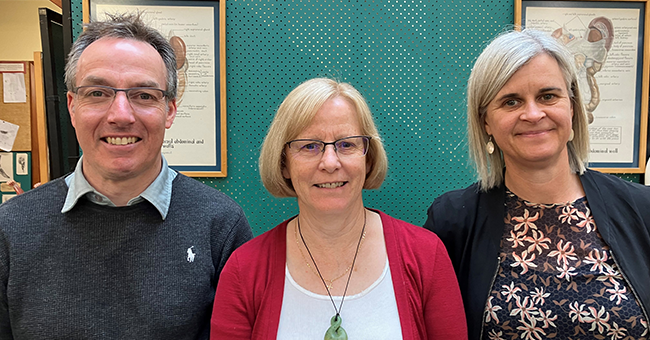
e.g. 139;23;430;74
0;13;252;339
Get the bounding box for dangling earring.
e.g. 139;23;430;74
568;129;575;142
486;136;495;155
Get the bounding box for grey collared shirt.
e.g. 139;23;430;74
62;155;177;219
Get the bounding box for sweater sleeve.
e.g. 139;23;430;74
423;186;478;275
384;212;467;340
211;251;253;339
421;236;468;339
0;227;12;340
423;194;462;272
213;209;253;280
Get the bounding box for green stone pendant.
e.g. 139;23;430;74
324;314;347;340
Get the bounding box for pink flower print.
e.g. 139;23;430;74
583;249;611;273
487;330;505;340
606;285;628;305
501;282;521;303
511;250;538;275
548;240;578;266
640;318;647;336
606;322;627;340
506;230;527;248
585;306;611;334
556;261;577;281
524;229;551;255
485;296;502;324
569;301;590;323
510;296;537;321
512;209;539;234
535;308;558;328
558;205;578;224
516;317;546;340
576;207;596;233
597;265;622;287
530;287;550;305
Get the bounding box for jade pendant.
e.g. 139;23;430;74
324;314;347;340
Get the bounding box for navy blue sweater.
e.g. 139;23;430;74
0;174;252;339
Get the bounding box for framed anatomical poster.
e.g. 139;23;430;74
516;0;649;173
84;0;227;177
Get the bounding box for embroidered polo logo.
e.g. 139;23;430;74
187;246;196;263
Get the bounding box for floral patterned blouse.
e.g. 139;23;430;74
482;191;648;340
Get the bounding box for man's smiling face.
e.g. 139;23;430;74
67;37;176;183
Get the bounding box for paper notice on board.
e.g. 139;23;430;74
0;152;13;182
3;73;27;103
0;120;19;151
0;63;25;72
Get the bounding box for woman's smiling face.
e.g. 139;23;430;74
484;53;574;169
282;96;369;215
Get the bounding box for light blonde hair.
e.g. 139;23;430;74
467;29;590;191
259;78;388;197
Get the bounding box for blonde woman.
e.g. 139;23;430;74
212;78;467;339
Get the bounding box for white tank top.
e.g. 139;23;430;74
276;259;403;339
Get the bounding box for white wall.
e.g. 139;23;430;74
0;0;62;61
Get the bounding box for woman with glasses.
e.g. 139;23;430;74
424;29;650;340
211;78;466;339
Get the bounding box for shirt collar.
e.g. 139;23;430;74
62;155;177;219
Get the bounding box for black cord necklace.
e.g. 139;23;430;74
297;210;367;340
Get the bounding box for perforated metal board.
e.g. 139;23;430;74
70;0;638;236
209;0;513;235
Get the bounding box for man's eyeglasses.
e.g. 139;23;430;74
285;136;371;160
73;85;169;112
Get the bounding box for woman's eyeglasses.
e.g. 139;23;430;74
285;136;371;160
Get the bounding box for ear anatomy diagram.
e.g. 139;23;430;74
552;16;614;124
170;34;188;106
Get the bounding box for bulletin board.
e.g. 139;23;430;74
0;61;32;151
69;0;643;236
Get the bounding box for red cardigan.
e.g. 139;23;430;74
210;210;467;339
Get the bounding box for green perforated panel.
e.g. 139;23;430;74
211;0;512;235
69;0;512;236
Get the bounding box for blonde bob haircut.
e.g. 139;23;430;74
467;29;590;191
259;78;388;197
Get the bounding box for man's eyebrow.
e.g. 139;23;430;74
133;80;163;88
77;76;162;89
77;76;110;86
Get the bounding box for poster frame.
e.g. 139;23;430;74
515;0;649;173
83;0;227;177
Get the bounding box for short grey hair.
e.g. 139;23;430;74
467;29;589;191
64;12;177;100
